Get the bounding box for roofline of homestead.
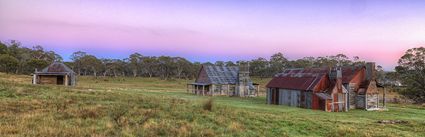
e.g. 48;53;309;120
33;72;75;75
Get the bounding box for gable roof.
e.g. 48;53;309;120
199;65;239;85
266;68;328;91
340;67;364;83
266;66;365;91
359;80;379;94
37;62;75;74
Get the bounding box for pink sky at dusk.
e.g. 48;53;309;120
1;0;425;70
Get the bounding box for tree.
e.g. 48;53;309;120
0;41;6;54
5;41;32;74
80;55;102;77
70;51;87;75
250;57;269;78
376;65;386;84
396;47;425;103
290;57;315;68
128;53;143;77
352;56;366;66
189;62;202;79
141;56;158;78
0;54;19;73
214;61;225;66
157;56;176;80
269;52;288;74
25;59;49;73
330;54;351;66
174;57;192;79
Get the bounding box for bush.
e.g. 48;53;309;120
203;98;214;111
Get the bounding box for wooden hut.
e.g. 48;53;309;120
266;62;384;112
32;62;76;86
187;63;259;97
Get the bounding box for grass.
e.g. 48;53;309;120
0;73;424;137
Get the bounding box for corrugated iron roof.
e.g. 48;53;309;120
266;68;327;90
205;65;239;85
266;66;364;91
197;65;255;89
37;62;75;74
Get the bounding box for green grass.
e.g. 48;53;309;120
0;73;424;137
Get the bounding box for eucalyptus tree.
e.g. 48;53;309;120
0;54;18;73
70;51;87;75
250;57;269;77
128;53;143;77
269;52;289;75
141;56;159;78
396;47;425;103
174;57;192;79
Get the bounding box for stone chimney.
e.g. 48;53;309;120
335;62;343;92
336;66;343;92
237;62;250;97
365;62;376;81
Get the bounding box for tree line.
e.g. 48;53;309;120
0;40;375;80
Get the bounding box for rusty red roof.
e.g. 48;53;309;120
266;68;327;91
340;67;364;83
266;66;364;91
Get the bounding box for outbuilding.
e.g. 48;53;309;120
187;63;259;97
32;62;76;86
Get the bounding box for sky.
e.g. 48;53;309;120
1;0;425;70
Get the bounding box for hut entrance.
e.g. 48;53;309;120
56;76;64;85
271;88;279;104
318;99;326;111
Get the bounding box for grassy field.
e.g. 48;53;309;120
0;73;424;137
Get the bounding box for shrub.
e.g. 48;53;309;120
203;98;214;111
79;107;100;119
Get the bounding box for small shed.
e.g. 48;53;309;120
32;62;76;86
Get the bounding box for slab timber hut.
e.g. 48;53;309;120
187;63;259;97
266;62;386;112
32;62;76;86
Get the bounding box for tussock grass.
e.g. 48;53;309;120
203;98;214;111
0;73;424;136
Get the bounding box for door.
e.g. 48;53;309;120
56;76;64;85
271;88;279;104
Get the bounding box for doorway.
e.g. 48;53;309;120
56;76;64;85
271;88;279;104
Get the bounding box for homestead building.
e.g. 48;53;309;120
187;63;259;97
266;62;384;112
32;62;76;86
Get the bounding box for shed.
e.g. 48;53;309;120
266;68;328;108
32;62;76;86
187;64;259;97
